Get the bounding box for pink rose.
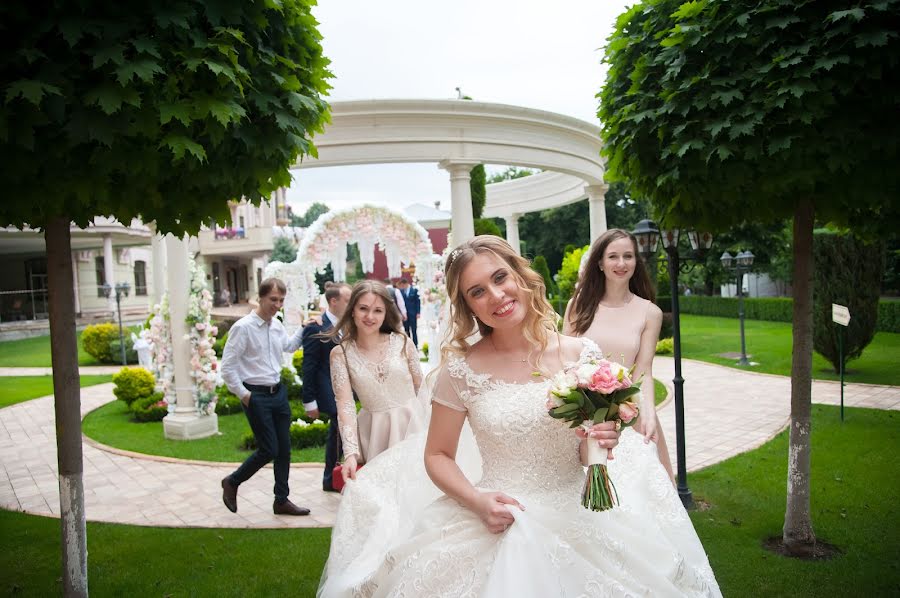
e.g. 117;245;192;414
588;363;621;394
618;402;638;424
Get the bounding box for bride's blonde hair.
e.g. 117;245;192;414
440;235;558;364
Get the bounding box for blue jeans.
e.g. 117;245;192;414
228;384;292;503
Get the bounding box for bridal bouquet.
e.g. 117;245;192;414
546;359;642;512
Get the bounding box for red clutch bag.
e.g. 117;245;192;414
331;462;363;492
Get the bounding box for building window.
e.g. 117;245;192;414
95;256;106;297
134;261;147;296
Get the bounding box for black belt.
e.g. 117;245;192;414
244;382;282;395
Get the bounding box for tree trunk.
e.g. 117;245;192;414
783;199;816;557
46;217;89;596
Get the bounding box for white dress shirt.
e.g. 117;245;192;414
221;311;303;399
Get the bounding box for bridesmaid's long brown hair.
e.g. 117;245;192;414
568;229;655;336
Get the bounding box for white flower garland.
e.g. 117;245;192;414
147;258;220;416
274;205;435;308
185;258;219;415
147;294;174;401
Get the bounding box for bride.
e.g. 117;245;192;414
319;236;721;597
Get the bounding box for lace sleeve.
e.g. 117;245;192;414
404;336;424;396
431;362;466;412
330;346;361;461
579;337;604;362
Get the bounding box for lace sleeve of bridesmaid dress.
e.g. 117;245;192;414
330;345;361;460
402;336;424;396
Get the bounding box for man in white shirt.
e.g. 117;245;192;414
220;278;309;516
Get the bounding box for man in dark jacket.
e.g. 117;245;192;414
301;282;351;492
397;277;421;347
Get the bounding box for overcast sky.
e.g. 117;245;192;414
285;0;634;217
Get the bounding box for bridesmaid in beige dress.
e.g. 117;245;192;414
564;228;675;481
327;280;426;485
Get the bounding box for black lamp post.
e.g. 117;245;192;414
720;250;755;367
102;282;131;365
632;219;712;509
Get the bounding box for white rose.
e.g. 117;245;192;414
574;363;597;386
550;370;577;398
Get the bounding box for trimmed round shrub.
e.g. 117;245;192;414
214;386;243;416
240;420;329;450
112;367;156;405
655;338;674;355
213;331;228;358
292;349;303;376
82;322;118;362
108;335;138;365
131;393;168;422
659;312;674;340
280;366;303;401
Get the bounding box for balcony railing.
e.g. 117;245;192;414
213;227;246;240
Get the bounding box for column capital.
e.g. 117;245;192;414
438;159;482;178
584;184;609;200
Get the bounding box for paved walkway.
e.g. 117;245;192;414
1;358;897;529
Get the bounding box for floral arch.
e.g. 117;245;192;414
265;205;439;316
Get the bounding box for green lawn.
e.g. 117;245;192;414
689;404;900;597
653;378;667;406
0;375;113;409
679;314;900;386
82;399;325;463
0;331;99;367
0;510;331;597
3;404;896;596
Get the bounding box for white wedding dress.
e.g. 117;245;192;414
319;340;721;597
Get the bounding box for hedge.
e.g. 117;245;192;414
241;420;329;451
654;295;899;333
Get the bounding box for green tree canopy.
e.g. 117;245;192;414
1;0;332;235
271;236;298;263
291;201;330;227
599;0;899;233
486;166;536;184
470;164;486;219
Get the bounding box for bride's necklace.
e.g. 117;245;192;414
488;334;529;364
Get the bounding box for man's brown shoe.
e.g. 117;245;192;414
221;478;238;513
273;499;310;516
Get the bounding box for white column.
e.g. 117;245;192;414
102;234;116;313
439;160;479;245
163;233;218;440
585;184;609;243
150;225;167;306
504;213;521;255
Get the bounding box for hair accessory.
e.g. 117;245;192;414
447;248;463;267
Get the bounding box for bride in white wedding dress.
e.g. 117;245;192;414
318;236;721;597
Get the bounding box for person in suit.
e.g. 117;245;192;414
397;277;420;347
302;282;352;493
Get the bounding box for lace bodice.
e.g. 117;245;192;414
331;332;424;460
433;339;603;502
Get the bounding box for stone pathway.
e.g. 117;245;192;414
1;358;897;529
